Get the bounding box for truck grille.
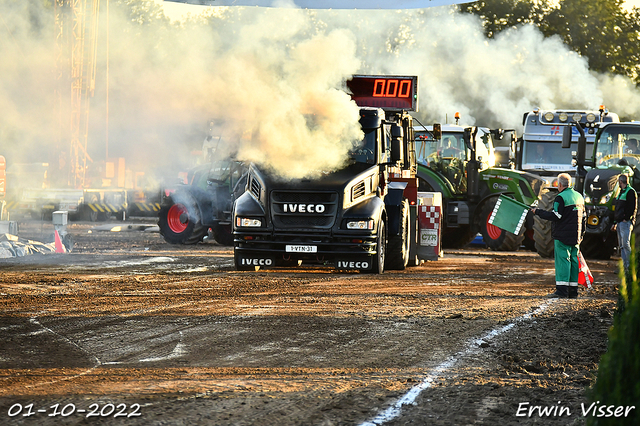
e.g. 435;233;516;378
250;177;262;199
271;191;338;229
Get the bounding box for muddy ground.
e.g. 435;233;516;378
0;219;622;425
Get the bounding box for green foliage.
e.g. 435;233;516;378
544;0;630;76
459;0;553;38
461;0;640;85
587;247;640;426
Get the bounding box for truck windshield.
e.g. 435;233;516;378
595;124;640;167
522;141;592;172
349;129;377;164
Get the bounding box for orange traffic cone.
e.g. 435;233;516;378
54;230;66;253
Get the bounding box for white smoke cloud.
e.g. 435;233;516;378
82;3;364;180
2;1;640;185
317;8;638;128
597;73;640;119
0;2;57;163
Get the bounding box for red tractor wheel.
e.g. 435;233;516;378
166;203;189;234
485;218;503;242
158;192;207;245
480;197;525;251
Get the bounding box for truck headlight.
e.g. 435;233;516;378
347;219;374;230
236;217;262;227
584;195;592;204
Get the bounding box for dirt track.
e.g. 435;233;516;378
0;219;620;425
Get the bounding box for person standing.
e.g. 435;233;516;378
611;174;637;272
531;173;586;298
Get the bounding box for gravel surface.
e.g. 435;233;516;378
0;219;620;425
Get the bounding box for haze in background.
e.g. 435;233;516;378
2;1;640;182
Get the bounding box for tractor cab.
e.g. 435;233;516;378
414;124;494;195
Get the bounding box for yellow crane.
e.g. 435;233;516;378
54;0;102;189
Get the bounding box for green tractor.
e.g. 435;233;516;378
414;122;545;250
562;121;640;259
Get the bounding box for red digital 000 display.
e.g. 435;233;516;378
347;75;418;111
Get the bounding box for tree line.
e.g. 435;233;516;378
460;0;640;85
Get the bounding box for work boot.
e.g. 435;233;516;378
568;286;579;299
546;285;569;298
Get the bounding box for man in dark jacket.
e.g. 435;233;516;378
611;174;637;272
531;173;585;298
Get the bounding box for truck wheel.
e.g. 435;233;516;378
533;190;555;258
158;193;206;245
480;198;525;251
82;195;99;222
212;224;234;246
386;200;409;270
366;219;386;274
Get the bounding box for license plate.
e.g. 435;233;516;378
285;245;317;253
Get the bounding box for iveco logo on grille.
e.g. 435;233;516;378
283;203;326;213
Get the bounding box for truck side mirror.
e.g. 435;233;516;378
463;127;474;151
562;126;572;148
432;123;442;140
390;124;404;164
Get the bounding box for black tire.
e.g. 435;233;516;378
533;190;555;258
158;192;206;245
82;194;99;222
212;224;234;246
522;229;536;251
480;198;525;251
365;219;386;274
581;234;615;260
386;200;410;270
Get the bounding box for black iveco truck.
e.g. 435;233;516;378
232;75;427;273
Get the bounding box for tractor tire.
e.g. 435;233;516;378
533;190;555;258
385;200;410;270
158;192;207;245
581;234;615;260
212;224;234;246
480;198;525;251
522;229;536;251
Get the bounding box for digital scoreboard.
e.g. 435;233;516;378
346;75;418;112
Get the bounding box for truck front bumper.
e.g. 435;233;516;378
233;229;378;269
